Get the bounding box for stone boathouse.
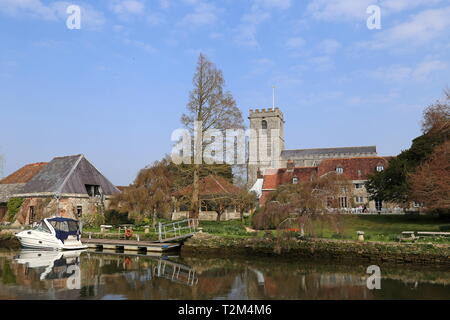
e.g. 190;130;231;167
2;154;120;225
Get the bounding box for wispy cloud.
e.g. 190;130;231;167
307;0;442;22
178;0;220;28
234;0;292;47
371;59;448;81
110;0;146;17
0;0;105;29
359;6;450;50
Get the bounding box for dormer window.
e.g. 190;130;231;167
376;165;384;172
262;120;268;130
336;167;344;174
85;184;102;197
292;177;299;184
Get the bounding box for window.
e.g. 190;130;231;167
262;120;268;130
336;167;344;174
355;196;364;203
376;165;384;172
76;206;82;217
355;183;364;189
85;184;102;197
292;177;299;184
413;202;423;208
34;221;51;234
375;199;383;211
339;197;348;208
29;206;36;224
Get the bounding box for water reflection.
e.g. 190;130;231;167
0;249;449;300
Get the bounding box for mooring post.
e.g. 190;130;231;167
158;222;162;242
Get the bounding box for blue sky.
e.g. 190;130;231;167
0;0;449;185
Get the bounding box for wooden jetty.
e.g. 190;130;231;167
82;238;180;253
81;219;199;253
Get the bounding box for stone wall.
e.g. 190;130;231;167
172;211;249;221
15;196;112;225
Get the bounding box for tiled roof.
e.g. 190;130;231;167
318;157;391;180
260;156;392;197
262;167;318;190
281;146;377;159
0;162;48;184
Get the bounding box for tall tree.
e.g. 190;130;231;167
181;54;244;219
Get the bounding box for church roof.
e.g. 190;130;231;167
281;146;377;159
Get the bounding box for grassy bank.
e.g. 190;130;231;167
82;215;450;243
182;233;450;266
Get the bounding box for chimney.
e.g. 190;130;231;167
257;168;263;179
287;160;295;172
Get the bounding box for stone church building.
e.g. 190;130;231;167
248;108;378;185
248;108;399;212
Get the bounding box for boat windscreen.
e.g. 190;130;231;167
48;220;80;243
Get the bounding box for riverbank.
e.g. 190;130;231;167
0;231;20;249
181;233;450;266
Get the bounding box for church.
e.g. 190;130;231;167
247;108;399;212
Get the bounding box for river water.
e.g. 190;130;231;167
0;249;449;300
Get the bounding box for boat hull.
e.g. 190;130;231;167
15;232;87;251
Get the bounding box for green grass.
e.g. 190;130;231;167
81;215;450;244
309;215;450;242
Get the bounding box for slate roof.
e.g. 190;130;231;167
281;146;377;159
0;184;25;203
18;154;121;196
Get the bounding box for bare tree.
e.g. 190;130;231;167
422;89;450;134
234;191;258;221
409;140;450;213
111;159;173;226
253;172;352;234
181;53;244;219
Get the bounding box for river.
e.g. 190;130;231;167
0;249;449;300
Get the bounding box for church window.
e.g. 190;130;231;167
262;120;268;130
336;167;344;174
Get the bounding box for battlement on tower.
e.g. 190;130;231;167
249;107;284;120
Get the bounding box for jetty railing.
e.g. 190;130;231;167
156;219;198;243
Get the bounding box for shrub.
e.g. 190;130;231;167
251;203;290;230
80;211;105;228
104;210;132;226
6;198;24;222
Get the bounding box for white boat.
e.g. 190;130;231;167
15;217;87;250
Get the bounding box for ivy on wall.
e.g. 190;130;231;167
6;198;24;222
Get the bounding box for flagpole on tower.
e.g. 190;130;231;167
272;85;276;110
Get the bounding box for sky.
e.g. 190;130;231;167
0;0;449;186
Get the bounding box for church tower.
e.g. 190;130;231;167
248;108;285;185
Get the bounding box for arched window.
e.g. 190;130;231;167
292;176;299;184
262;120;268;130
376;165;384;172
336;167;344;174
